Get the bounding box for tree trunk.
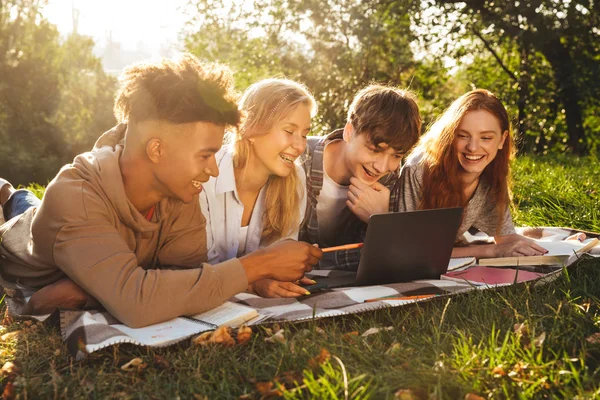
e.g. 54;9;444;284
536;40;586;155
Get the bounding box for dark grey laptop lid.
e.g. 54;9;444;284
355;207;463;286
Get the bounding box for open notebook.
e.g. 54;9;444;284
479;238;599;266
100;301;260;347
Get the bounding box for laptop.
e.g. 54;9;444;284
306;207;463;289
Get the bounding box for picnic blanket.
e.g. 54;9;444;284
3;226;600;360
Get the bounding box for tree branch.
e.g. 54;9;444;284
470;26;518;82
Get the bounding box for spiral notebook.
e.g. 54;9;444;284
108;301;259;347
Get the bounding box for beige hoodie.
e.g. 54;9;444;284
0;125;248;327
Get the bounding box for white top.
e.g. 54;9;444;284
316;163;350;245
237;226;249;257
200;148;307;264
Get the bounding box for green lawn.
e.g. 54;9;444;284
1;154;599;399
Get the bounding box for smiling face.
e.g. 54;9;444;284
343;123;405;185
453;109;508;182
249;102;312;178
148;120;223;204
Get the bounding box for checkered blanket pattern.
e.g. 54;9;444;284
3;226;599;359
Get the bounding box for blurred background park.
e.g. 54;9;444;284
1;0;598;186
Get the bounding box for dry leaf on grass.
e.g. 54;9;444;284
254;381;283;398
342;331;359;342
120;357;147;372
237;326;253;345
308;348;331;369
385;342;402;355
192;331;214;346
2;381;15;400
586;332;600;344
264;329;286;344
153;354;170;369
491;365;506;377
362;326;393;337
465;394;485;400
0;331;22;342
394;388;420;400
532;331;546;347
192;395;208;400
210;326;235;347
1;362;19;377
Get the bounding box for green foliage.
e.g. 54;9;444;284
0;0;117;186
184;0;459;134
426;0;600;155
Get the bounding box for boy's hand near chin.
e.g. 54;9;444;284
346;177;390;223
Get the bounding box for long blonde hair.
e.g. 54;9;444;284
232;79;317;243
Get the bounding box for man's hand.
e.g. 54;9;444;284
249;277;315;298
240;240;323;283
346;177;390;223
22;278;93;315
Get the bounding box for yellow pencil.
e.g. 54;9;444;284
321;243;364;253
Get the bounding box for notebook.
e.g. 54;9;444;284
447;257;476;271
440;266;544;286
109;301;259;347
479;238;599;267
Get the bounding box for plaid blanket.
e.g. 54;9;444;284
3;226;599;359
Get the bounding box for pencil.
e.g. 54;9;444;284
364;294;437;303
321;243;364;253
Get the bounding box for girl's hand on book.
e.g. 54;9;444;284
250;279;311;298
493;235;548;257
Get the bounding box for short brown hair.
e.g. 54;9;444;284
114;53;240;126
347;85;421;153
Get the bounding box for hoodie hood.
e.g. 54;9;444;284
72;123;162;233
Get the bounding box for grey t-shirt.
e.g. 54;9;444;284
395;151;516;243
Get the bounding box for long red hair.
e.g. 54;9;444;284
415;89;515;232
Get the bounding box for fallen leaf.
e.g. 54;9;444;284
2;381;15;400
465;394;485;400
315;327;327;336
255;381;282;398
342;331;359;342
192;395;208;400
264;329;286;344
394;388;419;400
192;331;214;346
210;326;235;347
1;362;19;377
362;326;393;337
54;349;61;357
237;326;252;345
279;370;303;387
532;331;546;347
586;333;600;344
0;331;22;342
153;354;170;369
514;322;530;346
308;348;330;369
385;342;402;355
120;357;146;372
23;321;33;327
491;365;506;377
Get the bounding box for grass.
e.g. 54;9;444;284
1;154;599;399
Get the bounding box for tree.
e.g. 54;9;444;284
428;0;600;155
0;0;116;185
183;0;453;133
